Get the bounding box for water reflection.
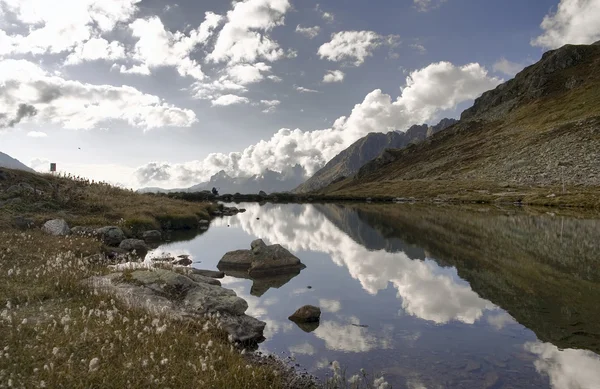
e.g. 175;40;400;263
156;202;600;388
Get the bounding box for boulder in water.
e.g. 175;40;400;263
288;305;321;323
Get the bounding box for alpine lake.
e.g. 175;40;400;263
148;202;600;389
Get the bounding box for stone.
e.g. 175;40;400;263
71;226;96;236
142;230;162;243
185;283;248;316
218;239;306;277
183;268;225;279
259;190;267;196
96;226;125;246
119;239;149;253
14;216;35;230
288;305;321;323
187;274;221;286
173;255;192;266
42;219;70;236
7;182;34;195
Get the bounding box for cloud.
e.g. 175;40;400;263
211;94;250;106
0;59;196;130
315;4;334;22
414;0;447;12
260;99;280;113
122;13;222;80
133;61;500;188
319;299;341;313
531;0;600;49
0;0;140;56
296;25;321;39
410;43;427;54
0;103;37;128
318;31;398;66
288;343;316;356
314;320;386;352
295;85;320;93
226;62;272;84
27;131;48;138
135;162;171;183
323;70;345;83
524;342;600;389
207;0;291;64
65;38;126;65
493;58;526;76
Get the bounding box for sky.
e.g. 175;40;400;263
1;0;600;189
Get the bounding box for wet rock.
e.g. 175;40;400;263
119;239;149;253
218;239;306;277
173;255;192;266
187;274;221;286
14;216;35;230
96;226;125;246
288;305;321;323
183;268;225;279
42;219;70;236
142;230;162;243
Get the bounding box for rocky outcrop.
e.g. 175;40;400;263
288;305;321;323
42;219;70;236
295;118;457;193
118;239;149;253
95;226;125;246
91;268;266;344
217;239;306;277
142;230;162;243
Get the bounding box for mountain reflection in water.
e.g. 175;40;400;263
153;203;600;389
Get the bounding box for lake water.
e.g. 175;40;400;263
150;203;600;389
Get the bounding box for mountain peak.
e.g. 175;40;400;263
0;152;36;173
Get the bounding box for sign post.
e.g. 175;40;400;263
50;163;56;174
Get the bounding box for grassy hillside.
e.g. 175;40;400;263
0;167;215;232
322;42;600;207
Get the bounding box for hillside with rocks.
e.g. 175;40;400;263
322;41;600;204
294;118;457;193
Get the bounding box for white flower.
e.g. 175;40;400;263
52;347;59;356
207;340;213;348
374;377;390;389
349;374;360;384
160;358;168;365
331;360;340;372
89;357;100;372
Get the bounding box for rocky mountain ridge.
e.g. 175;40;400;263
0;151;35;173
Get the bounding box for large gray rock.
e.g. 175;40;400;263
187;274;221;286
42;219;70;236
142;230;161;243
183;268;225;279
119;239;149;252
185;283;248;315
96;226;125;246
218;239;305;277
288;305;321;323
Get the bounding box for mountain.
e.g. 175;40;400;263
322;41;600;202
139;165;306;194
294;118;457;193
0;151;35;173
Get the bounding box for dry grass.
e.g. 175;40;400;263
0;168;215;232
0;230;290;389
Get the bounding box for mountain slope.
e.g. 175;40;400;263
295;118;457;193
323;42;600;203
0;152;35;173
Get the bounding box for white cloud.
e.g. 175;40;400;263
414;0;447;12
296;25;320;39
323;70;345;83
288;343;316;356
314;321;386;352
226;62;272;84
191;79;247;100
211;94;250;106
65;38;126;65
319;299;341;313
295;85;320;93
531;0;600;49
207;0;290;64
0;0;140;56
133;61;499;187
123;13;222;80
315;4;334;22
318;31;397;66
525;342;600;389
26;131;47;138
268;74;283;82
493;58;526;76
0;59;196;130
260;99;280;113
410;43;427;54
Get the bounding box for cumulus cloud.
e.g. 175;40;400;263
319;299;341;313
261;99;280;113
65;38;126;65
133;61;500;188
226;62;272;84
122;12;222;80
27;131;48;138
135;162;171;183
525;342;600;389
288;343;316;356
0;0;140;56
295;85;320;93
493;58;526;76
296;25;321;39
414;0;447;12
211;94;250;106
0;59;196;130
318;31;398;66
315;4;334;22
323;70;345;83
410;43;427;54
207;0;291;64
531;0;600;49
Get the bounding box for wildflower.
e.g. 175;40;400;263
160;358;168;365
21;318;28;325
349;375;360;384
52;347;59;356
201;363;207;372
374;377;390;389
89;357;100;372
207;340;213;348
331;360;340;372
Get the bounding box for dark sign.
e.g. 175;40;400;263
50;163;56;172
